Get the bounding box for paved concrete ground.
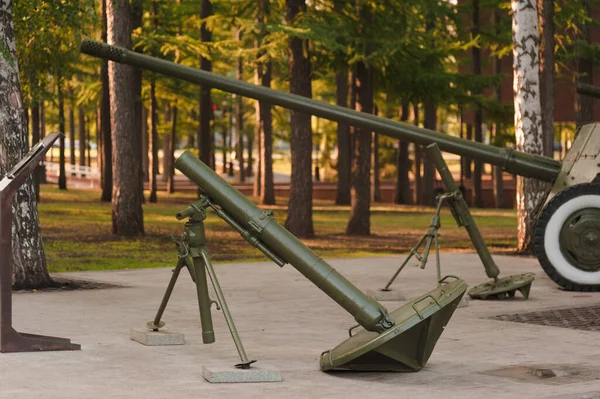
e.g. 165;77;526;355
2;254;600;399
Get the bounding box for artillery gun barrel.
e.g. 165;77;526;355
81;39;561;183
577;83;600;99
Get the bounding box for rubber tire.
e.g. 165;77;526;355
534;183;600;291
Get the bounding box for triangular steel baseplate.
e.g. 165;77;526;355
320;278;468;372
468;273;535;300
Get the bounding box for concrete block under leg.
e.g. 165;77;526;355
365;288;406;302
130;328;185;346
202;364;283;383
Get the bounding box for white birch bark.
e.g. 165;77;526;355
512;0;548;252
0;1;52;288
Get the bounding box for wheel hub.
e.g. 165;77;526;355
560;208;600;272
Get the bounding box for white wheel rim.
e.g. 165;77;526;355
544;195;600;285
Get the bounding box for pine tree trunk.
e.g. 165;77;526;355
167;104;177;194
246;133;254;177
335;70;351;205
465;123;472;178
346;59;372;236
413;103;422;204
198;0;213;168
78;105;86;177
394;102;411;204
69;106;76;173
538;0;554;157
0;0;53;288
258;61;275;205
575;0;594;130
57;78;67;190
235;32;245;184
472;0;483;208
149;82;158;203
492;10;504;208
372;131;381;202
421;102;436;206
108;0;144;236
285;0;314;238
142;106;149;182
31;93;41;201
100;0;112;202
512;0;546;253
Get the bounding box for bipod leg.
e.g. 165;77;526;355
382;234;428;291
200;248;256;369
148;257;186;331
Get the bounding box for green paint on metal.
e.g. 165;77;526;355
320;278;467;372
559;208;600;272
175;151;393;333
468;273;535;300
80;38;561;183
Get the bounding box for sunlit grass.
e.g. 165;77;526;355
38;185;517;273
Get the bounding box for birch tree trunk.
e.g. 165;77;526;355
0;0;53;288
512;0;547;252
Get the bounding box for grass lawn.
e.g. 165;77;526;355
38;185;518;273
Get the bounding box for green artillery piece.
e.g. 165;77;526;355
382;144;534;299
173;152;467;371
148;197;255;368
81;38;600;293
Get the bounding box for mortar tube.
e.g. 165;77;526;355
175;151;393;333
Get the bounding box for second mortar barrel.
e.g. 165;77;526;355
175;151;392;332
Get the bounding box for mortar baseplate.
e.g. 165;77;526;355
320;278;468;372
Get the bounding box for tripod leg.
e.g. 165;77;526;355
185;255;216;344
434;231;441;283
382;235;428;291
149;258;185;330
200;248;254;368
419;232;436;270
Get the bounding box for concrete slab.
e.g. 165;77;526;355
2;254;600;399
130;328;185;346
202;364;283;383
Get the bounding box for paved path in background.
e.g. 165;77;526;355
2;254;600;399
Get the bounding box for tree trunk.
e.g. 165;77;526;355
472;0;483;208
162;133;170;183
512;0;546;253
335;70;351;205
142;106;149;182
78;105;86;177
465;123;472;178
100;0;112;202
0;0;53;288
69;106;75;174
538;0;554;157
575;0;594;130
394;102;411;204
285;0;314;238
149;82;159;203
372;131;380;202
107;0;144;236
346;58;373;236
57;77;67;190
167;103;177;193
421;102;436;206
258;62;275;205
235;30;245;184
30;87;41;201
246;132;254;177
492;10;504;208
198;0;213;168
413;103;422;204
